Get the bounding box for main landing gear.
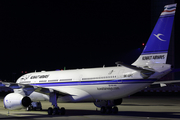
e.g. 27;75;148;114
47;92;66;115
48;107;66;115
100;106;118;114
94;99;122;114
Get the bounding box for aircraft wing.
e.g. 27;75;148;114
0;81;70;96
152;80;180;87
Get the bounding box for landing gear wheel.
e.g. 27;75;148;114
48;92;66;115
112;106;118;114
107;107;112;114
48;107;53;115
101;106;106;113
53;107;60;115
60;107;66;115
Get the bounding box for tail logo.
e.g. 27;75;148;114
153;33;166;42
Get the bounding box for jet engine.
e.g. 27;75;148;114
94;98;122;108
3;93;31;110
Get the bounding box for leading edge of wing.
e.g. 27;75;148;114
0;81;70;96
153;80;180;85
34;86;70;96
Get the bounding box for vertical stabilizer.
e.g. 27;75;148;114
133;4;177;66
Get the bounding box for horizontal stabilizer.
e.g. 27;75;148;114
116;61;155;78
153;80;180;86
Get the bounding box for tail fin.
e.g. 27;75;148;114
133;4;177;66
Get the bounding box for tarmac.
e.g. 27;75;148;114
0;93;179;120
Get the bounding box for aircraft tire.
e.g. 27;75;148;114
48;107;53;115
100;106;106;113
112;106;118;114
53;107;60;115
106;107;112;114
60;107;66;115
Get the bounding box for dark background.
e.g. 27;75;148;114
0;0;179;81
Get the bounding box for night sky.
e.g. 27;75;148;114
0;0;180;81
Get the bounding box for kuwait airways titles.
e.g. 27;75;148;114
30;75;49;79
142;55;165;60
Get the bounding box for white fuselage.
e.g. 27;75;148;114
16;65;171;103
2;4;176;112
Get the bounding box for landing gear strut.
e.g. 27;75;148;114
48;92;66;115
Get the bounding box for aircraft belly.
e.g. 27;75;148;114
48;87;94;103
77;83;151;100
51;82;152;102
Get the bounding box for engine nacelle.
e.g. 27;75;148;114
94;98;123;108
3;93;31;110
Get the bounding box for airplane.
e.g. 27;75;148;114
1;3;177;115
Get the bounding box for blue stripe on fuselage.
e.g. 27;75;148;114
30;79;156;87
